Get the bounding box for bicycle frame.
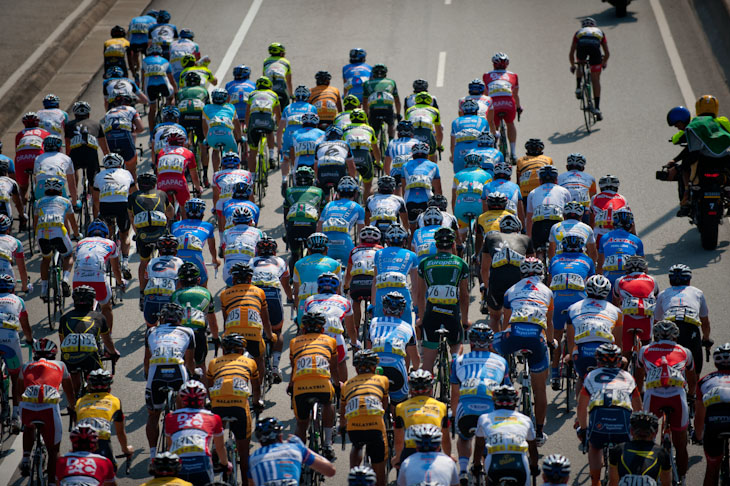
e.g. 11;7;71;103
517;350;533;421
222;417;239;486
434;325;451;405
46;249;64;330
157;386;177;453
720;432;730;485
30;420;48;486
25;169;36;255
660;408;680;486
579;62;596;132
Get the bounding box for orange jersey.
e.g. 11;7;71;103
516;154;553;198
220;284;268;340
290;332;337;394
309;86;341;122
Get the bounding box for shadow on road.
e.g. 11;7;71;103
646;226;727;274
579;7;639;29
548;125;597;145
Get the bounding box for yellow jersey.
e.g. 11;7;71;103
206;353;259;408
220;284;267;342
478;209;511;234
395;395;448;448
103;38;129;58
341;373;389;431
290;332;337;394
516;154;553;198
75;392;123;441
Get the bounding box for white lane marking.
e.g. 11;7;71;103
436;52;447;87
649;0;694;107
0;0;95;100
214;0;264;83
445;0;452;5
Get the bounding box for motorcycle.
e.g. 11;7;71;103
602;0;632;17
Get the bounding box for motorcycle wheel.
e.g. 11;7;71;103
615;0;628;17
698;216;719;250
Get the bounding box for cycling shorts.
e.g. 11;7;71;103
96;440;118;471
38;235;73;258
348;429;387;464
349;276;374;302
146;84;171;102
456;400;493;440
143;294;171;325
70;150;101;180
485;281;511;312
129;40;148;53
492;96;517;124
572;342;601;379
454;204;482;229
493;323;549;373
192;327;208;366
178;456;214;486
99;201;131;233
644;392;689;432
531;220;559;251
205;130;237;153
62;352;103;375
553;292;586;331
181;116;204;141
104;58;128;77
20;403;63;445
285;222;317;255
368;108;394;133
485;453;528;486
587;407;631;449
622;316;652;351
145;364;185;410
261;286;284;327
136;237;158;260
106;130;137;162
422;311;462;349
577;44;603;71
413;129;437;155
211;405;252;441
15;154;40;187
317;164;347;190
0;331;23;372
73;279;111;305
292;390;333;421
703;406;730;458
158;177;191;208
352;149;374;183
379;364;408;404
273;87;289;110
677;321;703;375
247;114;275;148
405;200;428;224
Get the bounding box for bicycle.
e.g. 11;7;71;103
254;132;268;208
660;407;680;486
577;61;598;133
0;358;12;454
301;398;326;486
76;167;93;236
45;249;65;330
25;169;36;255
373;114;389;178
462;212;479;291
559;339;576;413
433;325;451;405
157;385;178;453
221;417;239;486
260;339;275;406
28;420;48;486
497;113;511;165
516;350;534;422
600;441;617;486
720;431;730;486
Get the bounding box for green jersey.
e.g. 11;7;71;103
284;186;324;225
178;86;209;114
418;252;469;316
363;78;398;110
171;286;214;330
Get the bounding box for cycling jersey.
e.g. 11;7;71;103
386;136;419;164
558;170;597;207
516;155;553;198
142;54;173;92
64;118;105;174
614;272;659;348
697;370;730;414
369;316;416;402
248;436;315;486
145;324;193;404
293;254;341;318
204;103;237;152
103;77;142;103
411;225;438;264
251;255;287;290
566;298;621;345
419;251;469;345
151;122;186;153
177;86;208;120
526;183;572;222
582;367;638;448
281;101;318;151
35;195;73;243
262;55;291;92
289;332;337;395
309;85;341;122
179;66;215;89
0;234;24;280
102;106;139;135
504;276;553;330
34;151;73;199
171;286;214;330
478;209;511;235
104;37;130;60
292;127;325;168
549;252;595;330
144;255;183;299
224;79;255;120
247;89;279;118
213;169;254;204
149;22;178;50
548;219;596;252
303;293;352;355
482;178;520;214
363;78;398;110
470;146;504;175
315;139;352;187
164;407;222;484
451;115;489;173
206;352;258;409
58;309;107;370
75;391;123;442
341;372;389;430
609;440;670;481
484;69;519;124
348;243;381;299
169;39;199;81
20;358;69;445
171;219;216;283
398;451;459;486
15;127;50;186
0;292;28;371
37;108;68;139
481;232;533;310
654;285;708;325
366;193;406;234
221;225;264;285
128;189;170;253
93;167;134;203
220;283;267;339
73;236;118;283
395;395;448;449
590;191;629;241
56;451;115;486
458;94;493;118
221;198;260;230
453;167;492;226
475;407;533;457
128;14;155;45
400;158;440;205
141;478;193;486
372;247;417;324
342;62;372;101
598;229;644;287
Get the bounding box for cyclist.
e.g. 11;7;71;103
343;47;372;102
458;78;493;120
18;338;75;481
0;215;28;291
177;72;210;179
75;368;134;469
104;24;131;77
65;101;109;191
171;263;219;373
526;165;572;253
473;385;538;486
493;257;554;445
394;369;451;467
178;54;217;89
150;105;185;155
156;128;201;215
590;174;629;245
309;70;342;129
292;232;342;319
318;176;364;263
366;175;409;235
220;179;259;233
141;233;183;326
412;206;442;266
248;417;336;485
213;152;254;224
206;333;260;481
613;256;658;357
369;292;419;402
226;65;255;123
569;17;609;120
453;153;492;241
483;160;522;219
480;214;534;331
144;303;195;458
128;10;157;81
450;323;508;484
638;320;696;484
542;455;572;486
655;264;712;376
346;226;383;335
142;44;177;128
417;227;469;372
404;79;440;111
148;10;177;58
516;138;552;199
470;131;504;176
102;94;144;174
288;311;339;459
290;113;326;175
56;425;116;485
171;198;220;287
385;120;418;177
372;225;418;325
127;172;174;283
339;350;390;486
35;177;79;301
37;94;68;142
284;167;325;268
170;31;200;84
362;63;401;140
205;87;242;173
245;77;280;173
397;424;459;486
476;191;512;248
315;125;357;194
399;142;442;229
221;207;263;285
15;112;50;202
343;108;379;196
451;99;489;173
34;135;77;205
334;94;363;131
263;42;293;108
597;209;644;288
102;66;148;109
577;343;642;486
608;411;671;486
548;200;597;261
484;52;522;163
142;452;191;486
280;85;318;165
405;92;443;162
558;153;597;223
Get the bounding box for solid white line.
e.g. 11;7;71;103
649;0;695;108
436;52;447;87
0;0;95;100
214;0;264;83
445;0;452;5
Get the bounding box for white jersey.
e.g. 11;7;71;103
144;255;184;297
526;183;572;221
397;451;459;486
0;234;23;279
566;298;621;345
34;152;73;191
366;193;406;226
475;408;535;454
250;255;288;289
548;219;596;252
558;170;596;207
0;176;19;218
73;237;119;283
303;293;352;336
145;323;194;384
222;225;264;279
213;169;253;211
37;108;67;138
582;367;636;412
93;168;134;203
416;209;457;229
654;285;708;326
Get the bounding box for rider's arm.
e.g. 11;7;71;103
487;106;496;134
371;140;381;163
587;241;598;262
601;41;610;67
517;199;526;225
700;315;711;342
525;211;533;237
276;116;286;149
166;72;177;94
416;276;426;327
66;170;78;205
133;116;144;134
65;211;79;238
394;93;401;117
62;372;76;411
310;452;336;477
261;304;273;341
630;388;642;411
608;463;620;486
345;314;357;345
473;426;485;466
569;38;578;68
19;312;32;344
329;350;339;387
450;381;459;418
435;123;443;146
213;433;230;469
659;468;672;486
596;252;604;274
459;278;469;329
113;412;134;455
545;302;554;345
16;252;29;293
577;388;589;429
101;332;118;356
527;439;538;470
274;104;282;125
344;262;353;289
111;256;123;285
184;345;195;376
565;322;575;355
406;342;420;371
143;342;151;379
432;177;442;195
512;85;521;111
207;233;220;267
280;273;293;301
687;368;698;398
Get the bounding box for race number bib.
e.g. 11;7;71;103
427;285;457;305
550;273;585;291
345;395;384;419
294;355;331;378
60;333;99;354
375;271;407;289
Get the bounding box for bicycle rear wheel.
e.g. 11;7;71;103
255;135;268;207
26;194;35;256
581;75;595;132
55;266;65;325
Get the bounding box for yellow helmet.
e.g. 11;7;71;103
415;91;433;106
696;95;719;117
268;42;285;56
350;109;367;124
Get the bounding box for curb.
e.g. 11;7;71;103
691;0;730;88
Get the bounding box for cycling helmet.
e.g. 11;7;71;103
434;227;456;249
337;175;359;196
230;262;254;284
343;94;360;110
295;165;316;187
422;206;444;227
696;94;719;117
156;9;171;23
349;48;367;63
268;42;285;56
499;214;522;233
33;338;58;359
221;151;241;169
0;273;15;292
184;71;202;87
713;343;730;370
461;99;480;115
598;174;620;192
22;112;40;127
371;64;388;78
477;131;496;147
0;159;7;177
492;384;518;409
42;93;60;109
382;292;407;316
306;233;328;253
210;88;229;105
232;181;252;199
0;214;11;233
581;17;597;27
524;138;545;155
353;349;379;373
612;208;634;230
412;79;429;93
585;274;611;299
301;112;320;127
301;311;326;333
72;285;96;307
397;120;414;137
666;106;691;126
468;79;486;95
294;85;310;101
70;424;99;452
156;233;179;255
491;52;509;69
221;333;247;353
255;76;273;91
150;452;182;476
348;466;376;486
468;322;494;348
427;194;448;211
165;129;187;147
408;369;434;396
412;424;443;452
538;165;558;183
43;135;63;152
630;411;659;434
112;93;134;107
232;65;251;80
43;177;64;194
520;257;544;277
161;105;180;121
255;417;283;445
415;92;433;106
146;44;163;56
326;124;343;141
486;192;508;210
315;70;332;85
178;261;201;286
179;28;194;40
542;455;571;482
232;206;253;225
87;368;113;392
87;219;110;238
566;153;586;170
563;201;585;219
377;175;396;195
111;25;126;38
385;223;408;246
159;302;184;325
560;234;585;253
72;101;91;117
349;109;367;124
463;153;482;168
624;255;648;274
105;66;124;79
653;320;679;342
411;142;430;157
668;263;692;285
181;54;197;69
103;152;125;169
595;343;622;368
493;161;512;178
360;225;382;244
256;236;277;257
179;380;207;408
317;272;340;294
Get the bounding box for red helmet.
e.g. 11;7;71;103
33;338;58;359
179;380;207;407
166;130;187;147
22;112;40;128
70;424;99;452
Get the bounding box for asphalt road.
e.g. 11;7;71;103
3;0;730;485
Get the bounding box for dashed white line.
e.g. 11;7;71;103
445;0;452;5
436;52;447;87
214;0;264;83
649;0;694;108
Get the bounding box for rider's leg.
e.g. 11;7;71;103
588;444;602;486
101;302;114;332
420;346;437;374
507;122;517;155
488;308;502;332
236;437;250;482
531;369;548;433
125;155;138;183
704;455;722;486
673;429;689;478
323;402;335;446
372;460;386;486
591;71;601;109
138;259;150;290
40;255;51;295
551;329;564;381
247;147;257;173
146;408;161;451
295;418;309;442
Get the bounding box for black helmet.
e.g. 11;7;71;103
72;285;96;308
184;71;202;87
560;234;585;253
353;349;379;373
412;79;429;92
150;452;182;477
156;233;179;256
255;417;283;445
177;262;201;286
377;176;396;194
221;333;247;353
159;303;184;325
372;64;387;78
396;120;415;137
256;236;278;257
382;291;407;316
434;227;455;249
306;233;328;253
538;165;558;183
427;194;448;211
595;343;622;368
138;172;157;190
524;138;544;155
230;262;254;284
295;166;316;186
492;385;518;409
348;466;377;486
349;48;367;63
111;25;126;38
301;311;326;333
630;411;659;434
315;70;332;85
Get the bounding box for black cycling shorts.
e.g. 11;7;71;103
261;287;284;327
368;108;394;133
247;114;275;148
317;165;347;190
422;310;463;346
193;327;208;365
147;84;171;103
245;339;264;359
136;237;158;260
145;365;184;410
349;276;373;302
677;321;703;375
405;201;428;224
62;352;102;375
181;116;205;141
211;405;251;441
348;429;387;464
99;202;131;233
486;282;511;312
380;366;406;398
38;236;74;258
96;440;118;471
577;43;603;66
531;220;559;250
129;41;148;54
703;406;730;458
273;87;289;109
106;131;136;162
456;414;480;440
352;149;374;183
486;453;527;486
292;391;332;421
104;58;128;78
70;149;101;180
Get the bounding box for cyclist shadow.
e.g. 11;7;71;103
646;227;729;274
571;461;591;485
548;125;597;145
580;8;639;28
543;400;574;436
122;406;148;435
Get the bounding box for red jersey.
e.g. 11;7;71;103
21;359;68;394
164;407;223;459
156;147;196;182
56;451;116;486
639;342;694;396
15;127;50;160
614;273;659;319
483;70;519;98
590;191;628;234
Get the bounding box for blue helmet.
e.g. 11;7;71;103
184;198;205;219
666;106;691;127
325;124;343;140
156;9;171;23
612;208;634;230
0;274;15;292
468;79;485;95
317;272;340;294
43;93;60;109
87;219;110;238
468;323;494;347
382;292;407;316
233;65;251;80
349;48;367;63
232;181;252;199
221;152;241;169
477;131;495;147
179;28;194;40
561;234;585;253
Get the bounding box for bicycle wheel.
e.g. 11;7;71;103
377;124;387;178
498;119;511;163
256;135;267;207
47;265;58;330
565;360;574;413
54;266;65;325
26;193;35;256
582;73;595;132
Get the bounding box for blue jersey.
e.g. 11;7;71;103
386;136;419;162
222;199;260;229
451;116;489;173
171;219;215;283
319;199;365;263
411;225;439;264
281;102;318;153
369;316;415;402
225;79;255;119
342;62;373;101
142;55;171;87
248;436;315;486
450;350;508;404
293;254;342;317
549;252;595;318
598;229;644;287
373;247;418;324
0;155;14;175
482;179;522;214
292;127;325;168
203;103;236;125
469;146;504;175
128;15;156;44
453;167;492;224
400;158;440;204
